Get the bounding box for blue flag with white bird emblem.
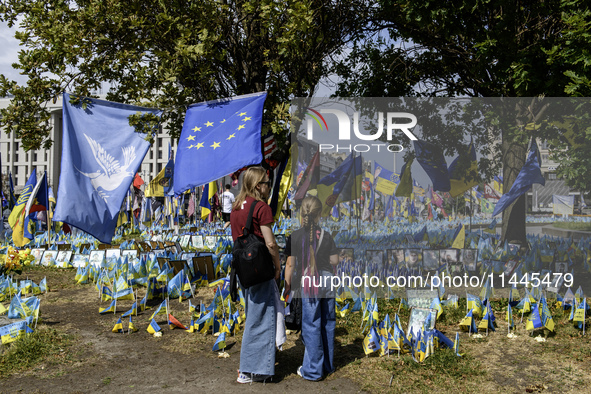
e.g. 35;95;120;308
54;93;160;243
173;92;267;194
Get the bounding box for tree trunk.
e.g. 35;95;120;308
499;99;549;244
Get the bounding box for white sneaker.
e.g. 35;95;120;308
237;372;253;384
237;372;272;384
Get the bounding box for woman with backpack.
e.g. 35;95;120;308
284;196;339;381
230;166;282;384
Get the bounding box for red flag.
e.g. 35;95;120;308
133;173;144;188
168;314;187;330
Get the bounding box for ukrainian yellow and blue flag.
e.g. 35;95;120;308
507;304;514;330
7;293;26;319
99;300;116;314
459;309;477;333
539;297;555;332
338;302;350;318
128;316;139;333
200;182;218;221
212;332;226;351
451;224;465;249
430;297;443;319
149;300;167;320
448;141;478;198
0;320;33;344
112;317;123;333
363;324;380;355
525;303;543;331
121;301;137;317
8;169;38;247
147;319;161;334
317;153;363;216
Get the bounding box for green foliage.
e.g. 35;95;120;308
0;0;370;150
333;0;591;242
0;328;73;377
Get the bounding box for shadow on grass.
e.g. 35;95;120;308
272;334;365;383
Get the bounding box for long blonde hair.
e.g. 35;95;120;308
232;166;268;211
300;196;322;276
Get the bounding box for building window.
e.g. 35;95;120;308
33;152;38;162
158;150;162;160
157;162;162;172
548;173;557;180
14;153;18;161
150;150;153;159
149;163;153;173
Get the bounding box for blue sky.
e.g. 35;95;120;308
0;21;27;86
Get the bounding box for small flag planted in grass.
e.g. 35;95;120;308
112;318;123;333
99;300;116;314
128;316;139;333
212;332;226;351
168;314;187;330
147;319;161;334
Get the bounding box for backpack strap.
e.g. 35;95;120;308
317;229;325;251
244;200;259;233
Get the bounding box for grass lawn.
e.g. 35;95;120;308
552;222;591;231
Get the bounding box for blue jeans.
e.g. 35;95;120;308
300;272;335;381
239;279;277;376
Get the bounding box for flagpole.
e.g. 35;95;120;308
355;153;360;235
469;190;473;233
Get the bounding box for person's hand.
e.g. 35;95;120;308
275;266;281;280
283;281;291;300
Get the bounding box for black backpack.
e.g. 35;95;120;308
230;201;275;294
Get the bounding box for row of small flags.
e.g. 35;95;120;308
106;277;245;352
0;275;47;300
0;291;43;344
338;284;589;361
357;299;460;362
459;287;589;334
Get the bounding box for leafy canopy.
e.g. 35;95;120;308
0;0;370;150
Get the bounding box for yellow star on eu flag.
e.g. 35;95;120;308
220;119;226;123
238;112;247;116
242;116;252;121
211;141;221;149
195;142;204;149
205;121;214;127
192;126;201;132
187;135;196;141
237;124;245;130
227;133;236;140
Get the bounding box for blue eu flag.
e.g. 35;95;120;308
173;92;267;194
54;93;160;243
